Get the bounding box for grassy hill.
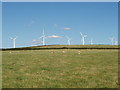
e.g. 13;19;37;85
2;45;119;50
3;49;118;88
32;45;118;48
2;45;118;88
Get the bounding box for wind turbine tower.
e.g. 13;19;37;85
10;37;17;48
80;32;87;45
90;38;93;45
40;26;46;46
42;28;45;46
66;36;72;45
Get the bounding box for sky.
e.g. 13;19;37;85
2;2;118;48
2;0;120;2
0;1;2;48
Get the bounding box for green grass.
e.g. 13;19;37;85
33;45;118;48
2;49;118;88
4;45;118;50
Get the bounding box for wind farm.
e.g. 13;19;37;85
2;27;119;88
2;18;119;89
2;2;118;88
4;29;118;50
2;24;119;88
4;24;118;49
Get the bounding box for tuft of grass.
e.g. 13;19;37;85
2;49;118;88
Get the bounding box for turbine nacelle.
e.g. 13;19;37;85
10;36;17;40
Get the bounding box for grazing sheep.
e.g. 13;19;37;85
78;51;81;54
51;50;54;54
62;51;66;53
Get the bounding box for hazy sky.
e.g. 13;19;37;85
2;2;118;48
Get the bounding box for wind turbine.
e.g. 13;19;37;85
10;36;17;48
66;36;72;45
40;26;46;46
110;37;115;45
114;37;118;45
90;38;93;45
80;32;87;45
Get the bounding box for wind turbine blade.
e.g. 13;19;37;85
69;37;72;40
84;35;87;37
43;29;45;34
66;36;72;40
15;36;18;39
40;36;43;38
66;36;69;39
80;32;83;36
43;24;46;34
10;37;13;39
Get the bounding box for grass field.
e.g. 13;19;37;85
2;49;118;88
2;45;118;50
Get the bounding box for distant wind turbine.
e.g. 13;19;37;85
90;38;93;45
40;26;46;46
114;38;118;45
10;36;17;48
110;37;115;45
80;32;87;45
66;36;72;45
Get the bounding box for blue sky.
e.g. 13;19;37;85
0;1;2;48
2;2;118;48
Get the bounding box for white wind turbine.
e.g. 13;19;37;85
66;36;72;45
40;26;46;46
90;38;93;45
110;37;115;45
10;36;17;48
80;32;87;45
114;38;118;45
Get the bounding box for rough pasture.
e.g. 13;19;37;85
2;49;118;88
